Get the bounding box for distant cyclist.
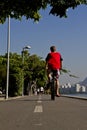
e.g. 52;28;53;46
45;46;63;97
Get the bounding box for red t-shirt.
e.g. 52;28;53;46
46;52;62;70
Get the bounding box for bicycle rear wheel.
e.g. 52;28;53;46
51;80;55;100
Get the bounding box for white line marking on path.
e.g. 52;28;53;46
37;95;42;103
34;123;42;126
34;105;43;113
37;100;42;103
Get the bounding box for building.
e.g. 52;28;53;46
60;83;87;94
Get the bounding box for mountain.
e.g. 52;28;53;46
79;77;87;87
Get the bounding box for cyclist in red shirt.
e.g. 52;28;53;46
45;46;63;97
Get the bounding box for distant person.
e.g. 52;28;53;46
45;46;63;97
37;88;40;95
40;87;44;94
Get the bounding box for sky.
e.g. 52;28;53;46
0;5;87;85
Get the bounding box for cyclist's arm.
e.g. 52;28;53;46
45;53;50;69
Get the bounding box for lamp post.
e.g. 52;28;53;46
22;46;31;96
6;15;10;99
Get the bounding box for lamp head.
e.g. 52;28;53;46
23;46;31;50
26;46;31;49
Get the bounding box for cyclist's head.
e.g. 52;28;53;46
50;46;56;52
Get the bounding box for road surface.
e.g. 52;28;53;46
0;94;87;130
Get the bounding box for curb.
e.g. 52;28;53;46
62;95;87;100
0;96;24;101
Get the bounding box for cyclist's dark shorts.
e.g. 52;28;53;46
50;69;60;79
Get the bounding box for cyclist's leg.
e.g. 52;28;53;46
46;69;51;89
56;79;60;96
55;69;60;96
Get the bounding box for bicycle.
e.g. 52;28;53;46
49;70;58;100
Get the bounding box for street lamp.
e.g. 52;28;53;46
6;15;10;99
22;45;31;96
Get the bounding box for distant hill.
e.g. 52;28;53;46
79;77;87;87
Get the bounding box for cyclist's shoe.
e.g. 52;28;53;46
56;94;61;97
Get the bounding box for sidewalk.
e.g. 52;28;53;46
62;94;87;100
0;95;22;101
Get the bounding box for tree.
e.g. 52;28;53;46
25;54;46;88
9;53;22;96
0;0;87;23
0;52;47;96
0;56;7;91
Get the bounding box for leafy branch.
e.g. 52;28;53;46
61;68;79;78
0;0;87;24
